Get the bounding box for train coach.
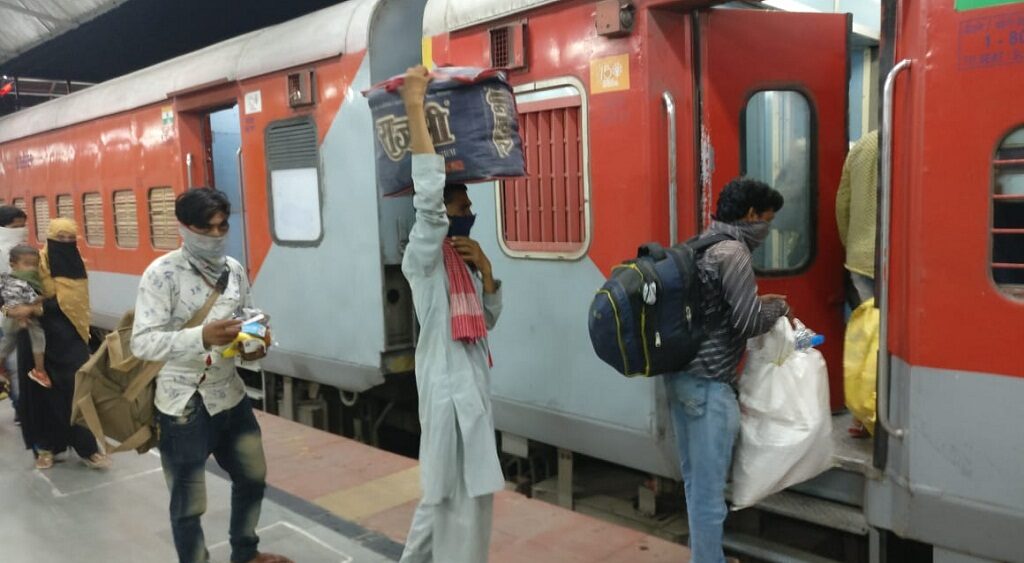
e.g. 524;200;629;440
0;0;1022;561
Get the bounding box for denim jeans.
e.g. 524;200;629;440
159;393;267;563
665;372;741;563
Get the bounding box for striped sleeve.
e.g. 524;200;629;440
716;242;788;339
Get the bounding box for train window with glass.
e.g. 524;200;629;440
82;192;105;247
993;127;1024;298
148;187;178;250
742;90;814;273
112;190;139;248
56;194;74;219
33;197;50;242
12;198;25;213
265;117;322;244
497;82;590;259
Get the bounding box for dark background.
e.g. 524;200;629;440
1;0;345;114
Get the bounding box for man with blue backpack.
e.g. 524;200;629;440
668;179;789;563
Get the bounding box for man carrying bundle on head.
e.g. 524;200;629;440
397;65;505;563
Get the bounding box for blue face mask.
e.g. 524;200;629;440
447;214;476;238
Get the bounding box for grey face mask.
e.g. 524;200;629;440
740;221;773;251
179;226;227;282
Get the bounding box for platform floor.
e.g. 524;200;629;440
0;401;397;563
0;400;690;562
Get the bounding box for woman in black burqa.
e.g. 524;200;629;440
10;218;109;470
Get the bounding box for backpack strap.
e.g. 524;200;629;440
121;267;230;403
686;233;735;255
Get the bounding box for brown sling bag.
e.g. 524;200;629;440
71;269;228;454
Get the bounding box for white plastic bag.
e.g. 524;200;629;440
731;317;833;510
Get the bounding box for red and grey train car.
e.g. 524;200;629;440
0;0;1021;561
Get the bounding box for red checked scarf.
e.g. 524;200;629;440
442;240;488;343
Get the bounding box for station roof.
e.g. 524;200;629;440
0;0;377;144
0;0;128;65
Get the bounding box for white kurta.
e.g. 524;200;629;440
402;154;505;505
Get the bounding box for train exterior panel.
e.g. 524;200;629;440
422;0;851;477
864;0;1024;561
0;0;427;392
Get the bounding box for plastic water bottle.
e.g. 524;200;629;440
793;319;825;350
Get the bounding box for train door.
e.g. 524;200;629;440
205;105;248;270
698;9;851;408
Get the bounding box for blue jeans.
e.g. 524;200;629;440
666;372;741;563
159;393;267;563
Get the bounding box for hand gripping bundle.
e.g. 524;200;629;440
364;67;526;196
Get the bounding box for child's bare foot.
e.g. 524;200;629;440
28;368;52;389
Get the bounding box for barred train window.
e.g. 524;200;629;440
148;187;178;249
57;194;74;219
743;90;815;273
33;197;50;242
113;190;139;248
265;117;322;244
993;127;1024;298
12;198;25;212
498;83;590;258
82;192;105;247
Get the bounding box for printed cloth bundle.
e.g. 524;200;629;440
364;67;526;196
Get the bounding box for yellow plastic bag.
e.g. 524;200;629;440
844;298;879;434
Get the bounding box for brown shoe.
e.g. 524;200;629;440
239;554;294;563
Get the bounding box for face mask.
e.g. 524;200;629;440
12;269;43;292
179;226;227;270
447;214;476;238
46;239;88;279
741;220;773;250
0;226;27;246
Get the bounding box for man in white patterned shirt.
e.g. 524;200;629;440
131;188;291;563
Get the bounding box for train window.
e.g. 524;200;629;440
33;197;50;243
148;187;178;250
82;192;105;247
265;117;322;244
113;190;139;248
56;194;74;219
743;90;814;273
12;198;25;212
993;127;1024;298
497;81;590;259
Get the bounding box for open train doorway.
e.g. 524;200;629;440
206;104;248;270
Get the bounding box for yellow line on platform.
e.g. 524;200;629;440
314;466;422;522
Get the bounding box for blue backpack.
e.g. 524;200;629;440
588;234;731;377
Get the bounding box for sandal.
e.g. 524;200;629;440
28;369;52;389
83;453;112;470
848;422;871;439
35;450;54;470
